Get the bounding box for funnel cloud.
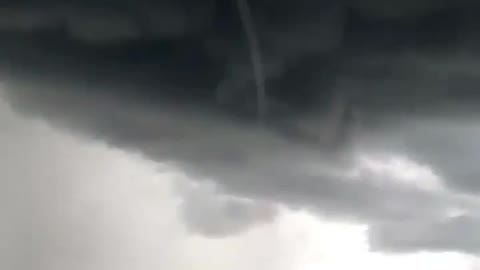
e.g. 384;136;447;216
3;0;480;261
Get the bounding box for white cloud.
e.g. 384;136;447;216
354;152;444;192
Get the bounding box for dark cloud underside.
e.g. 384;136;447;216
3;0;480;255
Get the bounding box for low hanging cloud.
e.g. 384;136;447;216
4;82;480;255
3;0;480;256
370;215;480;254
0;98;303;270
179;181;276;236
395;122;480;193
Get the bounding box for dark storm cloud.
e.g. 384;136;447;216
0;1;215;40
385;120;480;193
5;83;480;249
351;0;456;19
370;214;480;254
3;0;480;255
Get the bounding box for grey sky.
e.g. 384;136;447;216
3;86;480;269
2;0;480;267
0;96;295;270
4;77;480;258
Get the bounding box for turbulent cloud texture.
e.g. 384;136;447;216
0;98;299;270
3;0;480;257
4;82;480;256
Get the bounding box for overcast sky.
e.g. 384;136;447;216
3;83;480;269
3;1;480;268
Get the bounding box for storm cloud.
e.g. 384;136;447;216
371;214;480;254
3;0;480;257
